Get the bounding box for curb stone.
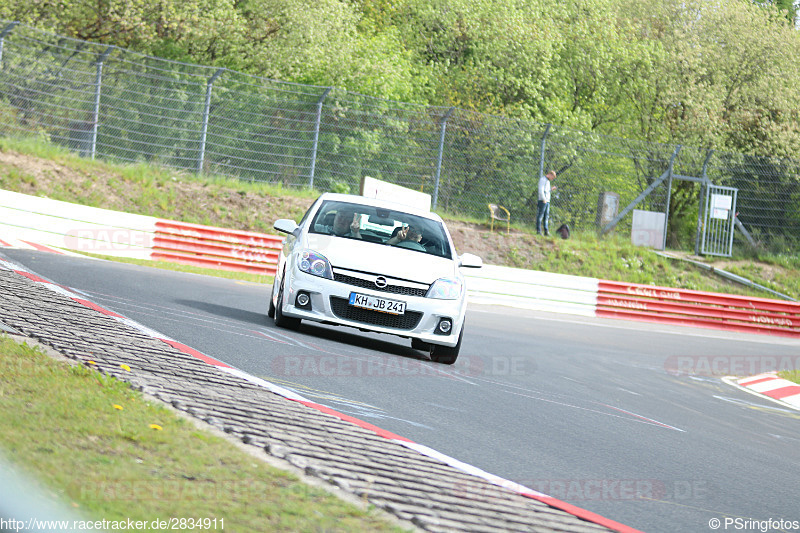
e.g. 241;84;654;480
722;373;800;411
0;257;638;533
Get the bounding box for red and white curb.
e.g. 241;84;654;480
723;372;800;411
0;238;87;257
0;256;640;533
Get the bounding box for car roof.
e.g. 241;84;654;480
315;193;444;223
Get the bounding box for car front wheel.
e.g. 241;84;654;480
274;277;301;329
411;338;430;351
267;286;276;319
429;326;463;365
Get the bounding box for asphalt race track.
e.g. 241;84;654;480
3;249;800;533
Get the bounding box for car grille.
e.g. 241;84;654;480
330;297;423;330
333;272;428;297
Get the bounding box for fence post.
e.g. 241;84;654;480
432;107;455;210
601;145;683;236
196;68;225;174
308;87;332;189
0;22;19;67
90;46;114;160
538;124;552;179
661;145;682;249
694;149;714;255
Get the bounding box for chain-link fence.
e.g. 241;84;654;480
1;21;798;253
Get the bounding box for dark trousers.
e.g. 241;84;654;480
536;200;550;234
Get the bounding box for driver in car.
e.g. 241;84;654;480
329;209;362;238
386;224;422;246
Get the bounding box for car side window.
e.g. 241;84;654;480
310;203;338;235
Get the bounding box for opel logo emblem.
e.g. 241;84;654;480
374;276;388;288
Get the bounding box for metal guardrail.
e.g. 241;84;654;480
152;221;281;275
597;281;800;337
0;188;282;275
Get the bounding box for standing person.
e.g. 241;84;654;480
536;170;557;236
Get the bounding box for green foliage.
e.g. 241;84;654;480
4;0;800;155
616;0;800;155
383;0;559;117
544;0;658;130
330;180;352;194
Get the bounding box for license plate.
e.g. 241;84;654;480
348;292;406;315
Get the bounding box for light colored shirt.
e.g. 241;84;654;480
538;175;551;203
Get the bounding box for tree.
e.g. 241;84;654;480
0;0;242;53
614;0;800;247
381;0;560;117
752;0;799;25
617;0;800;156
543;0;665;131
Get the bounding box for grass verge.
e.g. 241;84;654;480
0;335;406;532
778;370;800;385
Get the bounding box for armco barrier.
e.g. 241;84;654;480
0;188;157;259
597;281;800;338
153;221;282;275
464;265;598;317
2;188;799;338
0;188;281;275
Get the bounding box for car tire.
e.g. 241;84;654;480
429;326;463;365
274;277;300;329
411;338;430;351
267;286;276;319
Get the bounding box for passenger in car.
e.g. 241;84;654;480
386;224;423;246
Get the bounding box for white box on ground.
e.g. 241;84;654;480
631;209;665;250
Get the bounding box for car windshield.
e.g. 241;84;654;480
309;200;452;258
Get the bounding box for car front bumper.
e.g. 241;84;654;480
279;268;466;347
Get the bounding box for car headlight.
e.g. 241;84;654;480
428;277;463;300
298;249;333;279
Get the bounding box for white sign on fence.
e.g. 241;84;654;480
360;176;431;211
711;193;732;220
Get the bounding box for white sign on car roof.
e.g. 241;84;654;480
360;176;431;212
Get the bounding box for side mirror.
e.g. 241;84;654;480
273;219;299;235
459;252;482;269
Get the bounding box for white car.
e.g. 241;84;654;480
268;192;482;364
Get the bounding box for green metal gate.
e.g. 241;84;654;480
700;184;738;257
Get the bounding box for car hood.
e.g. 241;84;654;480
305;234;459;284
